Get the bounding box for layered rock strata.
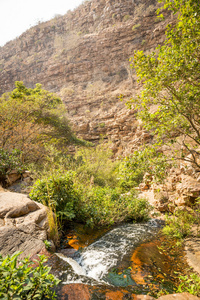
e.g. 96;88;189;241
0;0;173;156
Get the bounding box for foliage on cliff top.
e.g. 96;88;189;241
129;0;200;169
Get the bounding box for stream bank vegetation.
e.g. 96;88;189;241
29;144;152;229
158;201;200;297
0;83;152;298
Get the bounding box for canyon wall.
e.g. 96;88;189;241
0;0;173;156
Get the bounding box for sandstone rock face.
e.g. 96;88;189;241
185;236;200;276
157;293;199;300
6;170;21;186
140;167;200;213
0;191;49;258
0;0;173;156
135;295;155;300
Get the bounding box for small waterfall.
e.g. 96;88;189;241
56;221;161;285
55;253;86;276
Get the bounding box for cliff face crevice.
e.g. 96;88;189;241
0;0;173;156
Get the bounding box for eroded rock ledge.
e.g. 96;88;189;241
0;191;49;258
0;0;174;157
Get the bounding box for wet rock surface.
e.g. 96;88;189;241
57;284;90;300
55;286;200;300
48;222;195;299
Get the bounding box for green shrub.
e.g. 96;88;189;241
29;172;80;224
30;170;152;228
76;186;152;227
0;252;59;299
176;273;200;297
118;147;169;191
0;82;82;165
32;143;117;189
162;209;195;240
0;148;24;186
74;143;119;188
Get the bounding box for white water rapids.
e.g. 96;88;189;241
56;220;161;285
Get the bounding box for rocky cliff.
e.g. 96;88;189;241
0;0;173;156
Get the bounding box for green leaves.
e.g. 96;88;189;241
118;146;170;190
176;273;200;296
0;252;60;299
129;0;200;169
76;186;152;227
0;81;77;165
162;209;195;240
0;148;23;185
30;169;152;228
29;172;79;225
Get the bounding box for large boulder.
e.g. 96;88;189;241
0;191;49;258
140;169;200;213
157;293;200;300
136;293;200;299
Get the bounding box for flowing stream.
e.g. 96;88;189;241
48;220;187;298
54;220;161;285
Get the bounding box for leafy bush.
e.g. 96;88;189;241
30;171;152;228
176;273;200;297
0;252;59;299
0;81;82;164
74;143;119;188
162;209;195;240
76;186;152;227
0;148;24;186
118;147;169;191
29;143;152;228
29;172;80;224
30;142;116;188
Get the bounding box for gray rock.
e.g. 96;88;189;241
0;191;49;258
157;292;200;300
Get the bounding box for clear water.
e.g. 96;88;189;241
55;221;161;285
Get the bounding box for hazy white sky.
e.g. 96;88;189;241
0;0;84;46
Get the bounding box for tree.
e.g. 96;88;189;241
0;82;79;163
130;0;200;170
